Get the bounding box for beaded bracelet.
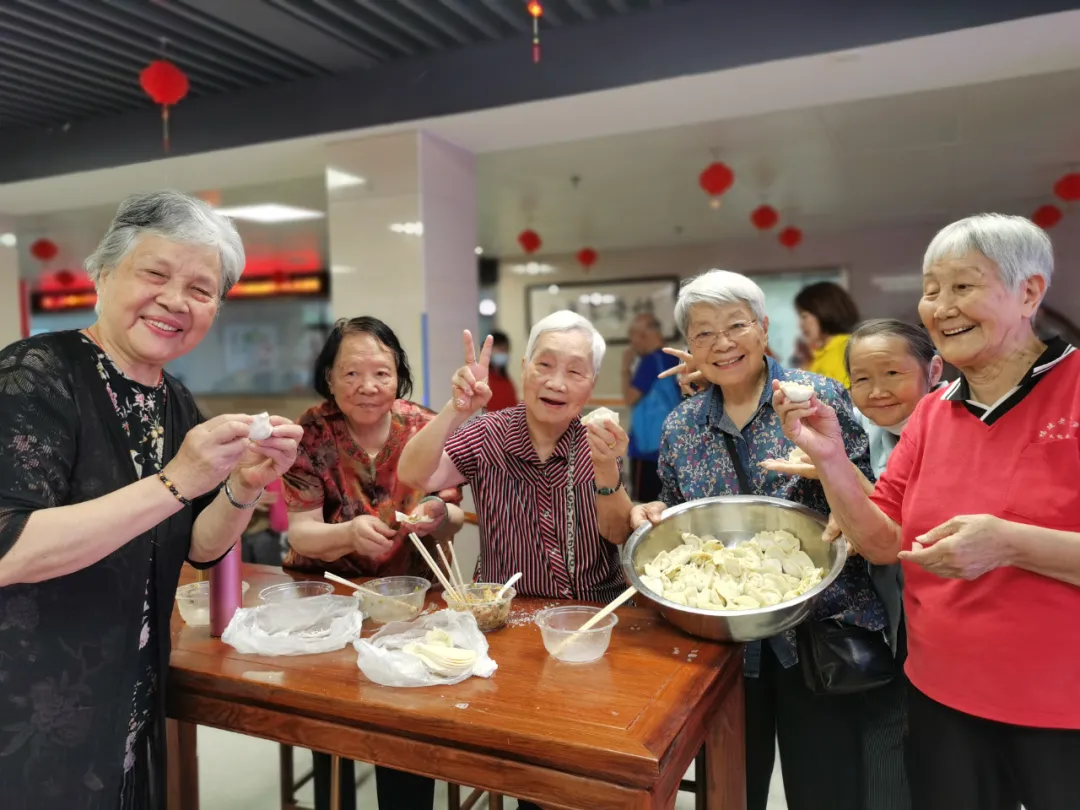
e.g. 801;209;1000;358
158;472;191;507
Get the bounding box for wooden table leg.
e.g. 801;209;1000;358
706;674;746;810
166;719;200;810
329;755;341;810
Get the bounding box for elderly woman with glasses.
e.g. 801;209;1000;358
775;214;1080;810
632;270;886;810
0;191;303;810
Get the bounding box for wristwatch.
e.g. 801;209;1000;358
593;480;624;497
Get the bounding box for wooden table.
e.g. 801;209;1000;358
167;564;746;810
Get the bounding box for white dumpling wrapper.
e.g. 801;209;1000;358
581;406;620;427
779;381;815;403
248;412;274;441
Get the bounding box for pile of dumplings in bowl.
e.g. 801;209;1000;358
638;530;825;612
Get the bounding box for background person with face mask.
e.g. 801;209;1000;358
484;330;518;412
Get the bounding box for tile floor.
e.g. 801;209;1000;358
195;726;788;809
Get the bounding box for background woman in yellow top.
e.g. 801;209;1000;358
795;281;861;387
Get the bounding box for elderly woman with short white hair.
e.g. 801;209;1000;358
775;214;1080;810
632;270;889;810
0;191;303;809
400;311;632;606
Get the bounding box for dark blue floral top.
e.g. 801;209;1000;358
658;357;887;676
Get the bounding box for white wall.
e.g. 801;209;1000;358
497;219;1080;396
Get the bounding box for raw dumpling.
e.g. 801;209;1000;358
248;412;273;441
581;407;620;428
779;381;815;403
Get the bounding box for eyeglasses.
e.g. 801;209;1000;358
689;320;757;348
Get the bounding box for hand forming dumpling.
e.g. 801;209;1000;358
248;412;274;441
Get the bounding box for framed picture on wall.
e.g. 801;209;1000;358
526;276;680;344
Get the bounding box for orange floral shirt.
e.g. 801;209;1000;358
282;399;463;577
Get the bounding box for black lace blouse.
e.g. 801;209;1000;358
0;331;218;810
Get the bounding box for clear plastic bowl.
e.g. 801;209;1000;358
535;605;618;663
358;576;430;624
259;581;334;603
443;583;516;632
175;581;250;627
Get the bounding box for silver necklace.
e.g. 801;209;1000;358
564;437;578;575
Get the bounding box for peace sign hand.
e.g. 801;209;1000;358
659;347;705;396
451;330;494;414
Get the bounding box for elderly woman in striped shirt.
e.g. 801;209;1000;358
399;311;634;608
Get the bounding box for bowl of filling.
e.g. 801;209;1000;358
442;583;516;632
535;606;618;663
357;576;431;624
621;495;847;642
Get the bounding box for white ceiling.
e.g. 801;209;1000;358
476;66;1080;255
3;10;1080;261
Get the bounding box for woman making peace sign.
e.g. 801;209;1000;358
399;311;634;607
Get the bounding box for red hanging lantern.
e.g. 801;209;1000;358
576;247;598;271
527;1;543;63
517;229;542;255
1053;172;1080;203
750;204;779;231
778;227;803;249
139;58;189;153
1031;204;1063;230
55;270;76;287
30;238;58;262
699;161;735;207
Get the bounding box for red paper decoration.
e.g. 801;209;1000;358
30;238;58;262
1053;172;1080;203
139;59;189;153
517;229;542;255
750;205;779;231
576;247;598;270
54;270;76;287
699;161;735;200
778;227;803;249
1031;204;1063;230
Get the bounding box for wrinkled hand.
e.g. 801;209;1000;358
231;416;304;495
760;447;820;479
451;330;493;414
659;347;705;395
586;419;629;472
898;514;1013;580
630;500;667;530
770;380;846;463
350;515;398;562
164;414;255;499
398;498;447;539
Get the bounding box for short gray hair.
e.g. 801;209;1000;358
674;269;767;337
86;190;245;298
525;310;606;376
923;213;1054;291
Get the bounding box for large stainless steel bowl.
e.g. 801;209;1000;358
621;495;847;642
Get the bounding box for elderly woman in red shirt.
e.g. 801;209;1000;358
775;214;1080;810
400;311;633;607
282;316;464;810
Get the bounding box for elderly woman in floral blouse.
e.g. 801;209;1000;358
631;270;887;810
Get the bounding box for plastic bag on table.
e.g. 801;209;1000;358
221;594;364;656
354;609;498;687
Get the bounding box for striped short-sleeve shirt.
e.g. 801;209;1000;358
445;403;626;603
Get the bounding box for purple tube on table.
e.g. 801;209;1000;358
209;543;243;638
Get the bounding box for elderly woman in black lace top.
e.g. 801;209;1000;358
0;191;303;810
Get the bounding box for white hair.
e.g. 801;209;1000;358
86;190;245;301
525;310;606;376
674;269;767;337
923;213;1053;291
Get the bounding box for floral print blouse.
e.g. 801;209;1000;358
81;334;165;790
658;356;887;676
282;399;463;578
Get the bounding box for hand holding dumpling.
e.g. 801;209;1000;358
230;414;304;498
771;379;846;463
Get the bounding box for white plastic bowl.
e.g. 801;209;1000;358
535;605;618;663
175;581;250;627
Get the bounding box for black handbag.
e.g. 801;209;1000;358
721;432;897;695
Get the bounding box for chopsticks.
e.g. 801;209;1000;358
553;585;637;655
408;533;463;601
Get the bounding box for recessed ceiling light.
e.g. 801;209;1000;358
547;284;559;295
0;233;16;248
331;265;356;275
215;204;325;223
389;222;423;236
326;168;366;190
510;262;555;275
478;299;497;316
474;246;483;255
